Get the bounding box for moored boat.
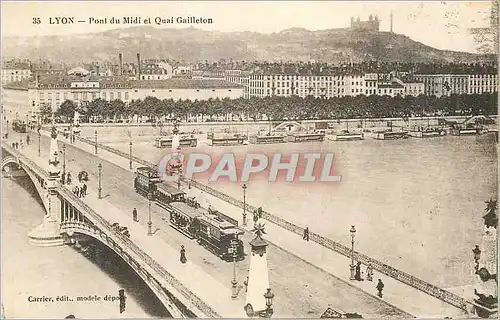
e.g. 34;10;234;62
207;132;247;146
155;135;198;148
373;131;409;140
330;130;364;141
287;132;325;142
249;133;287;144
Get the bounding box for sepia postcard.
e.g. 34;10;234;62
0;0;498;319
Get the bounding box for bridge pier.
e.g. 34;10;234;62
28;125;65;247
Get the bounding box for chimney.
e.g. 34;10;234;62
136;53;141;80
118;53;123;76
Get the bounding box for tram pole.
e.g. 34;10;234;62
129;141;133;170
349;225;356;280
242;184;247;227
231;238;239;299
94;130;98;154
147;192;153;236
98;163;102;199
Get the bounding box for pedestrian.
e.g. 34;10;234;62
366;263;374;281
26;135;30;145
73;186;79;196
82;183;87;197
376;279;384;298
355;262;363;281
61;172;66;185
180;245;187;264
303;227;310;241
244;276;249;292
133;208;138;222
66;172;72;185
11;142;15;148
79;185;85;198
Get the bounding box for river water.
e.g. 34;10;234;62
1;176;169;318
108;133;497;289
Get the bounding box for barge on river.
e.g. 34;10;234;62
287;132;325;142
249;133;287;144
409;128;446;138
329;130;364;141
207;132;247;146
373;131;409;140
449;127;481;136
155;135;197;148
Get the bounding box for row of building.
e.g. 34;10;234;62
2;56;498;117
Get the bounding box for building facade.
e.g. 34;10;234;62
350;15;380;32
2;61;32;85
3;76;244;113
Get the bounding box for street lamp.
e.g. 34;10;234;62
147;192;153;236
349;225;356;280
98;163;102;199
231;238;239;299
242;184;247;226
62;144;66;177
94;130;98;154
129;141;133;170
38;126;41;157
264;288;275;318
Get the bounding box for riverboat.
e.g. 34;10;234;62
450;128;481;136
287;132;325;142
373;131;409;140
249;133;287;144
330;130;364;141
154;135;197;148
409;129;446;138
207;132;247;146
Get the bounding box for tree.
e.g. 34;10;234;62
55;100;76;119
40;104;53;124
483;199;498;229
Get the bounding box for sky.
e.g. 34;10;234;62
1;1;495;53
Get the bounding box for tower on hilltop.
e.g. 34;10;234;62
349;15;380;32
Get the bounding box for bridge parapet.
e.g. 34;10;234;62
57;187;220;318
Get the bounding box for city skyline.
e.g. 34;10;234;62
1;1;494;54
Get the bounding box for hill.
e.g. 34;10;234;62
1;26;495;64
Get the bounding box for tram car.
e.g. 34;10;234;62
134;167;162;197
12;120;27;133
168;202;245;261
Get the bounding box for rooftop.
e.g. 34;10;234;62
3;76;243;90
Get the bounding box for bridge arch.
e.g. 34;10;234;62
1;156;20;172
59;223;188;318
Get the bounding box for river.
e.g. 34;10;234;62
1;176;170;318
108;132;497;289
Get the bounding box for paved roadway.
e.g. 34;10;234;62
5;128;421;318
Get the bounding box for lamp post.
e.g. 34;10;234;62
230;238;239;299
147;192;153;236
62;144;66;176
264;288;275;318
94;130;98;154
98;163;102;199
37;126;41;157
242;184;247;226
349;225;356;280
129;141;133;170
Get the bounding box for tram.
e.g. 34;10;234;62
133;166;245;260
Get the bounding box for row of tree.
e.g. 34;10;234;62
49;93;497;123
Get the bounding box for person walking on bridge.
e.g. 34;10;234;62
303;227;310;241
366;263;374;281
66;172;72;185
133;208;138;222
180;245;187;264
376;279;384;298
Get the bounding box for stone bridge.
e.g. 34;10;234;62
1;142;222;318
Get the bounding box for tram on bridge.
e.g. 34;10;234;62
134;167;245;261
11;120;27;133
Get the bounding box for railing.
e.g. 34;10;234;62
52;129;478;313
57;187;220;318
